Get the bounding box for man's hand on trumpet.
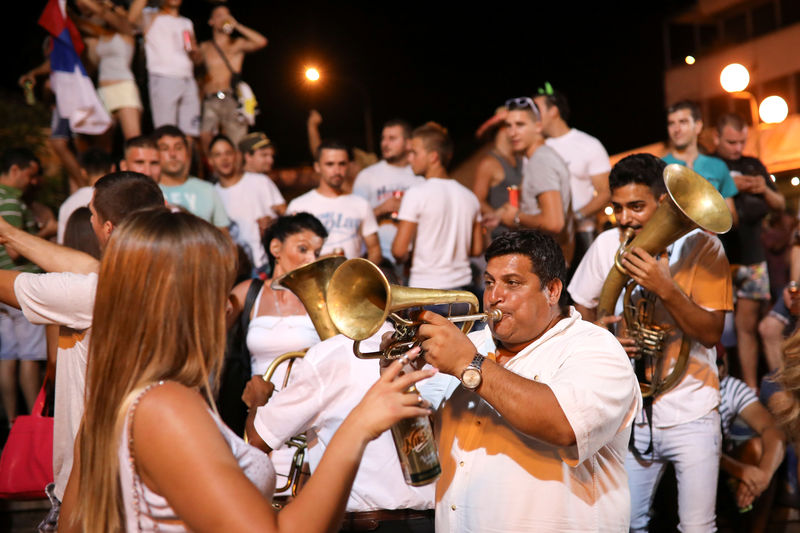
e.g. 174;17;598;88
416;310;477;377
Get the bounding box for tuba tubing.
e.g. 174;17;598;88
596;164;731;397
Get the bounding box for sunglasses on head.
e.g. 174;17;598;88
505;97;541;121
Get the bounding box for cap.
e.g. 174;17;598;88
238;132;272;153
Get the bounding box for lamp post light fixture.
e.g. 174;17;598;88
301;65;375;153
720;63;750;93
305;67;321;82
759;95;789;124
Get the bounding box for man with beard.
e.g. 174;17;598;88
568;153;733;532
210;134;284;271
287;140;381;263
662;100;738;221
353;120;423;267
154;125;230;230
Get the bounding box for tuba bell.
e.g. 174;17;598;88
596;164;731;398
255;255;345;497
326;258;501;359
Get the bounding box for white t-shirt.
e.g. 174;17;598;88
568;228;733;427
546;128;611;231
396;178;480;289
286;190;378;259
14;272;97;501
142;8;194;79
215;173;285;269
429;310;641;532
57;186;94;244
254;324;439;512
352;161;424;262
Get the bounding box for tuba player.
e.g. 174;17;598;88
568;153;733;532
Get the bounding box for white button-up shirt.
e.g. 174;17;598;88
430;309;641;532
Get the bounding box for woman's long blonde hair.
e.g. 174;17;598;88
74;209;236;533
773;328;800;441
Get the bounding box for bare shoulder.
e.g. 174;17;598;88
231;278;254;305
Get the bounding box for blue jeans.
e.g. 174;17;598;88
627;409;721;533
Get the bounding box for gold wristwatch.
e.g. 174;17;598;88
461;353;486;391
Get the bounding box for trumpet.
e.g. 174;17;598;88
326;258;502;359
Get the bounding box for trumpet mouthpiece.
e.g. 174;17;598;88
487;309;503;322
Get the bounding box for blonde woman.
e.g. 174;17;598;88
59;209;433;532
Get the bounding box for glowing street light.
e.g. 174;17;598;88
685;55;696;65
759;95;789;124
305;67;320;82
720;63;750;93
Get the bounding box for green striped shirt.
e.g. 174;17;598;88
0;184;41;273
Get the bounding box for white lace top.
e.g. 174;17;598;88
118;382;275;532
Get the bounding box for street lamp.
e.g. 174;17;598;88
720;62;789;157
305;67;320;82
301;65;375;154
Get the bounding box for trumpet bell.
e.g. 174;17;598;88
272;255;346;341
327;258;480;342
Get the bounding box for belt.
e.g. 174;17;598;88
205;90;234;100
341;509;434;531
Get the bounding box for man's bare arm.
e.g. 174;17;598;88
577;172;611;219
518;190;565;234
0;271;21;308
363;232;382;265
0;219;99;274
391;221;416;264
233;21;268;52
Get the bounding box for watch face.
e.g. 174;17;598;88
462;367;482;390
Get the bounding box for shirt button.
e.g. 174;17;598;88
451;505;457;511
459;461;465;467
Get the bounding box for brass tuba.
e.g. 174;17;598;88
326;258;500;359
257;255;345;497
596;164;731;398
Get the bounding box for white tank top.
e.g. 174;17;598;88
246;285;320;381
118;383;274;531
95;33;134;82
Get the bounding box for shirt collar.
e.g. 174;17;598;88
477;306;581;364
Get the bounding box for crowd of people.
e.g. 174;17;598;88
4;1;800;533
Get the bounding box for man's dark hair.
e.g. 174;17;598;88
208;134;235;153
412;122;454;168
315;139;350;162
79;148;114;177
383;119;413;140
667;100;702;122
538;90;571;123
608;153;667;197
124;135;158;154
0;147;40;175
485;230;566;288
153;125;188;147
262;212;328;271
93;172;165;226
716;113;747;134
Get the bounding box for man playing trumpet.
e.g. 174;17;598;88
568;153;733;532
416;230;641;532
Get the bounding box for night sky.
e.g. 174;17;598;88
2;1;695;167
